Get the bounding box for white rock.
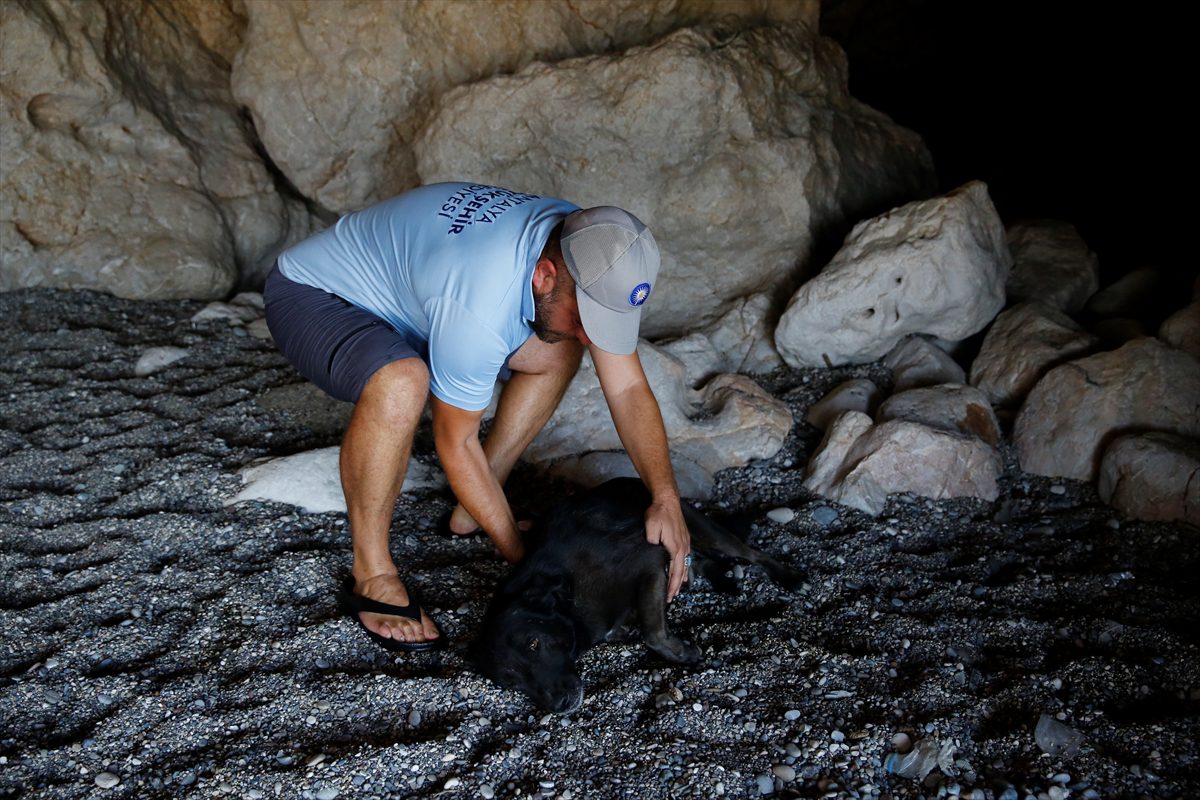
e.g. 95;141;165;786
969;301;1097;408
806;379;882;431
191;300;262;324
659;334;723;389
233;1;817;215
1;1;310;299
803;411;874;495
766;507;795;524
524;341;792;498
1005;220;1099;312
416;23;934;338
134;346;190;377
228;448;446;513
1015;337;1200;480
882;336;966;392
876;384;1001;446
807;419;1002;516
776;182;1010;367
1098;432;1200;526
701;293;785;375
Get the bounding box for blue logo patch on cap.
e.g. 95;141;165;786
629;282;651;307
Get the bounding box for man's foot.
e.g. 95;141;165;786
446;504;481;535
343;573;441;650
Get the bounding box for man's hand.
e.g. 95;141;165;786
645;498;691;602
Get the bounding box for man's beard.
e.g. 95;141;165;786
531;287;571;344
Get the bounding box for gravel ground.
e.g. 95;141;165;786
1;288;1197;800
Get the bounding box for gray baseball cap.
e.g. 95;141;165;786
560;206;660;355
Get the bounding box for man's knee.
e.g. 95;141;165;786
359;358;430;421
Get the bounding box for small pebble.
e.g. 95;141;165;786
830;730;845;742
891;732;912;753
408;709;422;726
1050;484;1067;495
480;783;495;799
784;709;801;721
315;788;339;800
771;764;795;782
94;772;120;789
810;506;840;526
756;773;775;795
444;777;461;789
766;508;795;524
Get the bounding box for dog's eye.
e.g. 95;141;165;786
528;638;539;652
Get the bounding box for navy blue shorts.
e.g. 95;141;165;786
263;265;425;404
264;265;519;404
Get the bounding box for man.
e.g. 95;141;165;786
263;182;690;652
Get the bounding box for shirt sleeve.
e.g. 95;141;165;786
425;297;509;411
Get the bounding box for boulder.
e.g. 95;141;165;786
1;0;311;299
776;182;1010;368
1014;337;1200;481
1005;220;1099;312
659;293;784;384
876;384;1001;446
806;379;881;431
1097;432;1200;526
1084;266;1162;318
969;301;1098;408
802;410;874;494
416;22;935;338
523;341;793;497
805;419;1002;516
232;0;817;216
228;448;445;514
883;336;966;392
1159;298;1200;359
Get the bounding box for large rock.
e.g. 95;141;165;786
659;293;785;385
775;182;1010;368
804;419;1002;516
523;341;793;497
803;410;874;492
228;448;446;514
1;0;311;299
416;22;934;338
1015;337;1200;481
882;336;966;392
232;0;816;216
806;379;881;431
1097;433;1200;526
1159;294;1200;359
876;384;1001;446
1005;220;1099;312
969;301;1098;408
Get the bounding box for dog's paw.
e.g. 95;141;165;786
651;637;703;667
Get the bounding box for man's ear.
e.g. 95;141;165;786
531;257;559;297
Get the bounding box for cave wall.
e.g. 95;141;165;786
1;0;936;328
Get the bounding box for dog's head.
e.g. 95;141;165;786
474;572;584;714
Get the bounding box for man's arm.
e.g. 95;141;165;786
431;397;524;563
591;346;691;601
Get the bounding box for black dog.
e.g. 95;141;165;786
473;478;803;713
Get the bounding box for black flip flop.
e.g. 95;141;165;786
337;577;445;653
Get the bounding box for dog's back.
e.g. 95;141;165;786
474;478;802;712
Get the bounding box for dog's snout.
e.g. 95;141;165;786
551;682;584;715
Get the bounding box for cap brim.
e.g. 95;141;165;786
576;284;640;355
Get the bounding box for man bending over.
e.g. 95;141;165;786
263;182;690;651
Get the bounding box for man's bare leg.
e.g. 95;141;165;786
341;358;439;644
447;338;583;533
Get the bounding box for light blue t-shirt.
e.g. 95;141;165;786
278;182;579;411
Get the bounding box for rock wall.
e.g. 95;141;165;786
1;0;310;299
4;0;937;339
